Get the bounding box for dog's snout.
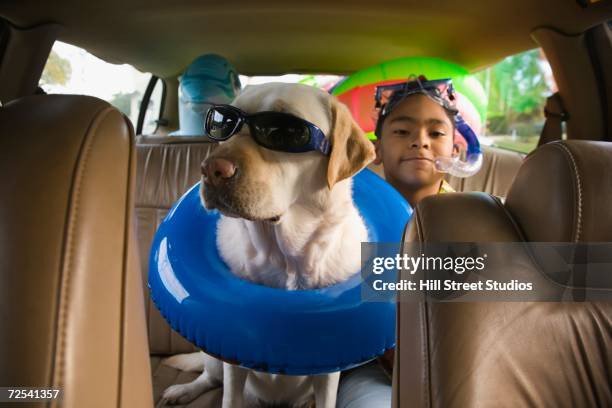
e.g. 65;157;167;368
202;158;237;186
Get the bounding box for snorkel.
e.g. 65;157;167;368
434;113;483;177
375;76;483;178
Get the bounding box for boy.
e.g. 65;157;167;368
337;76;482;407
373;77;466;206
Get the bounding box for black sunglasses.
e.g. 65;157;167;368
204;104;331;155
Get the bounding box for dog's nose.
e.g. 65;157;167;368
202;158;237;186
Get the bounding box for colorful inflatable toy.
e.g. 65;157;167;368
149;169;412;375
332;57;487;143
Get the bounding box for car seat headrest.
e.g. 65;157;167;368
506;140;612;242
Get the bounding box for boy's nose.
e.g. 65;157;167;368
411;130;430;148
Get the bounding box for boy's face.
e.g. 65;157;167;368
375;94;456;190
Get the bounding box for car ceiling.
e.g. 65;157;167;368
1;0;610;77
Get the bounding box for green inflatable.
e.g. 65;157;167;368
332;57;487;141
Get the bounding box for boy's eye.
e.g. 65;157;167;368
430;130;446;137
393;129;410;136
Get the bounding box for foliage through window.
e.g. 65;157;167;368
39;41;160;131
475;48;559;154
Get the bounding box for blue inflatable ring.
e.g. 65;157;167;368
149;169;412;375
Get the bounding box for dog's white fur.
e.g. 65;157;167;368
162;83;375;408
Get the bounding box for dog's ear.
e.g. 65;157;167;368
327;98;376;189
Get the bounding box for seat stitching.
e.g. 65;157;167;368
414;212;430;407
52;105;115;398
394;275;402;407
421;301;431;408
117;114;136;408
555;143;583;242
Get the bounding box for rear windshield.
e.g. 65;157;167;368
475;48;559;154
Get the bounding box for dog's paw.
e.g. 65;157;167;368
161;352;204;372
161;383;201;405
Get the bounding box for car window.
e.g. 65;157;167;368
39;41;160;130
139;77;165;134
475;48;560;154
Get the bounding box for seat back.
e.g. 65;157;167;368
0;95;153;407
393;141;612;407
135;135;215;355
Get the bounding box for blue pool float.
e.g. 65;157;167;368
149;168;412;375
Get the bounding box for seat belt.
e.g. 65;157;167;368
538;92;569;147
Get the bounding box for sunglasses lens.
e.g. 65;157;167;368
250;114;311;151
205;107;240;140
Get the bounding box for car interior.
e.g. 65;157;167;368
0;0;611;407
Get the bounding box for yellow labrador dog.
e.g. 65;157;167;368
162;83;375;408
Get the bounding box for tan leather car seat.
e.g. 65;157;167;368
0;95;153;407
137;136;526;406
135;135;222;407
368;144;524;197
393;140;612;407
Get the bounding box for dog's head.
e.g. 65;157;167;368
200;82;375;222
